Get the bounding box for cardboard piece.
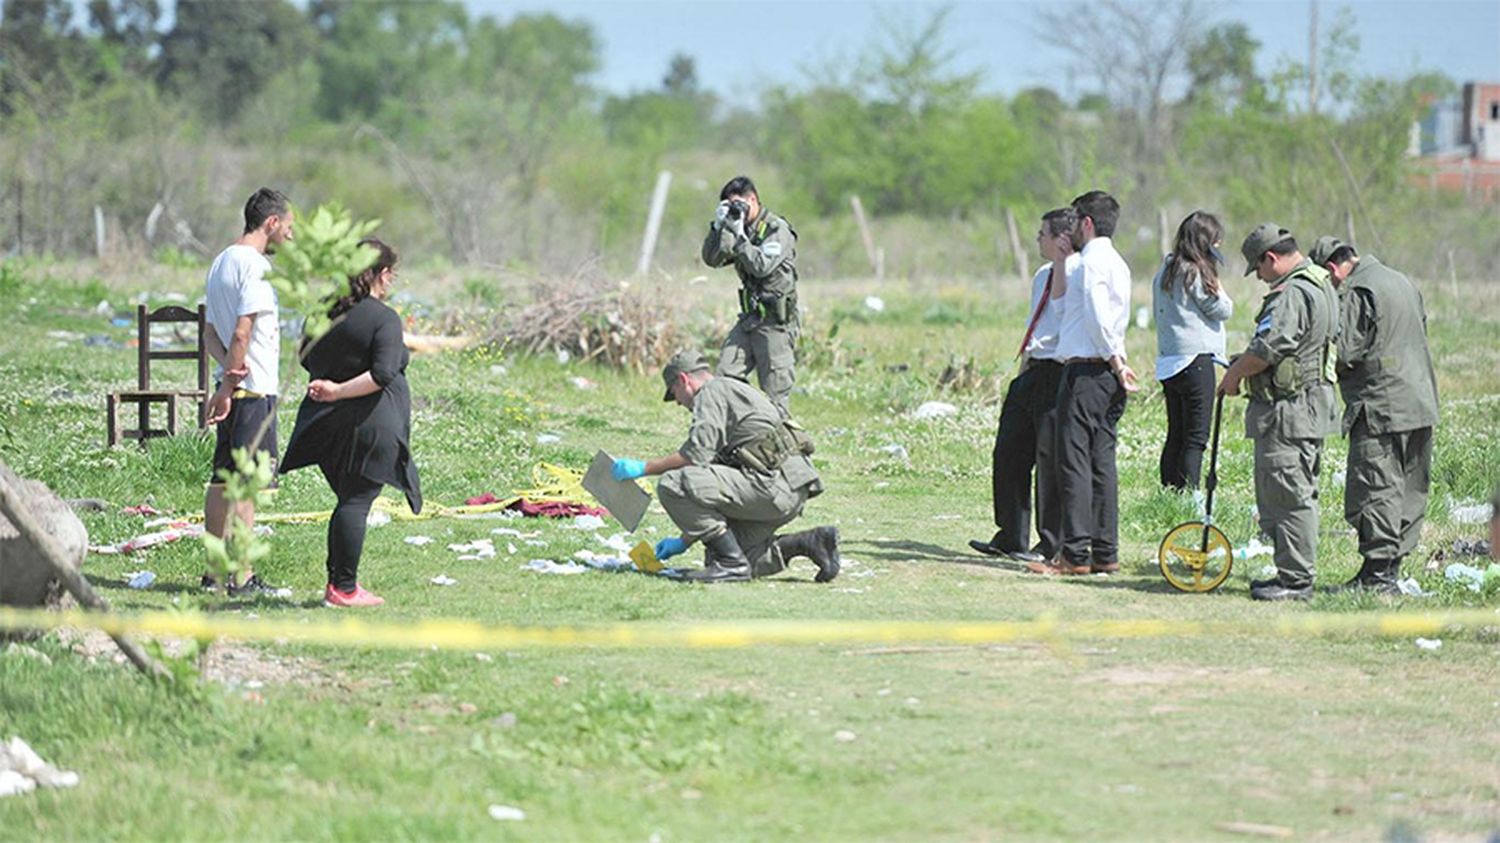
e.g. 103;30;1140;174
581;450;651;533
629;541;664;573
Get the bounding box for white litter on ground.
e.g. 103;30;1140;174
1449;501;1491;524
430;575;458;586
488;804;526;822
125;570;156;589
565;514;606;530
1396;577;1428;597
1233;537;1274;561
879;443;910;461
490;528;539;538
366;510;391;527
1414;638;1442;651
521;559;588;575
864;296;885;313
448;539;496;560
535;433;561;445
1443;562;1499;592
403;536;434;546
0;737;79;798
569;376;597;390
911;401;958;419
598;533;634;553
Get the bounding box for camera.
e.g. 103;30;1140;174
727;199;750;221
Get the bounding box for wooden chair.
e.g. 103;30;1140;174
106;304;210;448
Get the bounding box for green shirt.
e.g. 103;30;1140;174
701;209;799;299
680;376;819;489
1243;260;1340;440
1336;256;1439;435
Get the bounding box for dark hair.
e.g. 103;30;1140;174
1041;207;1077;237
243;187;290;234
1328;245;1357;265
1164;210;1224;296
719;175;757;201
1268;237;1299;256
1071;190;1119;237
329;238;398;320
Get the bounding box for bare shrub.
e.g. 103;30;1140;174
486;262;705;372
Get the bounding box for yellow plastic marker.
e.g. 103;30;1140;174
630;541;664;573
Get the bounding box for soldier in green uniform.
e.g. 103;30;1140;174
1219;224;1340;601
701;176;800;417
1308;237;1440;593
611;350;839;584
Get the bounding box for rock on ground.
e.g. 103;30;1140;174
0;466;88;624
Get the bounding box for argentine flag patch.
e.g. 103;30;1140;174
761;241;783;257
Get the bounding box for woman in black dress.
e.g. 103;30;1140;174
280;238;421;607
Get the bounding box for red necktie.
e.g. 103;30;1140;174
1016;271;1053;359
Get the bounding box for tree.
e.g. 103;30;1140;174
1186;22;1265;110
662;52;698;96
1039;0;1208;189
156;0;314;121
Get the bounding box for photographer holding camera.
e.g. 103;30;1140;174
701;175;800;417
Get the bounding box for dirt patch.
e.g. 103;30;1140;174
1081;664;1273;687
57;628;331;688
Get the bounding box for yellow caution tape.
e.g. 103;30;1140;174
0;607;1495;652
227;462;607;525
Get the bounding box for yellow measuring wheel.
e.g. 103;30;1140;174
1158;392;1234;592
1158;521;1233;592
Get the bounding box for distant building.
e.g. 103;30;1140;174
1411;82;1500;198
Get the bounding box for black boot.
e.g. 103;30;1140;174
1367;558;1401;596
682;531;751;584
1335;559;1380;592
776;526;842;583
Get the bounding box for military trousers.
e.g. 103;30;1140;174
990;359;1063;557
1253;428;1324;587
719;316;798;418
657;464;808;578
1055;362;1127;568
1345;416;1432;565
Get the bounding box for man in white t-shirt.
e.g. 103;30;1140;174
201;187;294;596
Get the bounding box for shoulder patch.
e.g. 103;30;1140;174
761;240;783;258
1255;313;1274;336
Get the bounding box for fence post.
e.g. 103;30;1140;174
635;170;672;277
849;195;880;279
1004;207;1027;279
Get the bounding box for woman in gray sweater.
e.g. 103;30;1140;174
1153;211;1233;490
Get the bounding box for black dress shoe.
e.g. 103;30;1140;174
968;539;1042;564
1250;576;1281;591
1250;581;1313;601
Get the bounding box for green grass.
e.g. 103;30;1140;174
2;264;1499;840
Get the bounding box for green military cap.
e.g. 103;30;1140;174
1240;223;1295;276
661;349;710;401
1308;235;1353;267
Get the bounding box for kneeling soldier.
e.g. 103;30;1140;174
611;350;839;584
1219;224;1340;601
1309;236;1439;593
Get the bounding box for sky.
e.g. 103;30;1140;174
472;0;1500;102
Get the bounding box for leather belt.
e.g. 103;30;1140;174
1062;357;1107;365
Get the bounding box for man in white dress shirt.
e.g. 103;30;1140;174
970;207;1080;564
1027;190;1140;576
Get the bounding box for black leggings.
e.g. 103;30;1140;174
1159;354;1216;490
320;464;385;593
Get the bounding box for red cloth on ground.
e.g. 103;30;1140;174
506;499;605;518
465;492;503;506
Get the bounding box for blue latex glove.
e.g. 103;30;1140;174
612;458;646;482
654;537;687;561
